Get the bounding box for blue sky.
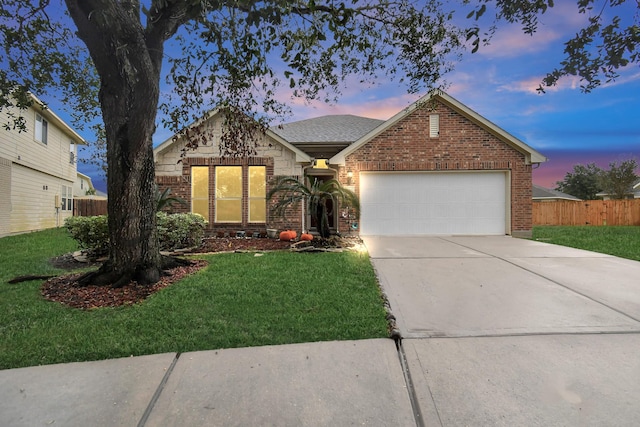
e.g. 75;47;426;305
66;2;638;192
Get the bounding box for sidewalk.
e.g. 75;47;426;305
0;339;416;426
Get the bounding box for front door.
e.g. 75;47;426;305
308;174;335;232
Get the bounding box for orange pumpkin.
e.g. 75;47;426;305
279;230;297;241
300;233;313;241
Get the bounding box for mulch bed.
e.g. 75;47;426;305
41;260;207;309
40;236;362;310
196;237;292;253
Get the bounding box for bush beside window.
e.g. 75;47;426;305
65;213;207;256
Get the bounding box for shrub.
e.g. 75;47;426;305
156;212;207;250
64;215;110;256
65;213;207;255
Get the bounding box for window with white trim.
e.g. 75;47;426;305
70;143;76;164
191;166;210;221
35;113;48;144
203;165;267;224
248;166;266;222
61;185;72;211
215;166;242;223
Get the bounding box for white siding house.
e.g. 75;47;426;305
0;94;86;237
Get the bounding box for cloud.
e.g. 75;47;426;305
478;25;562;59
284;93;421;121
498;65;640;96
474;2;588;59
600;69;640;89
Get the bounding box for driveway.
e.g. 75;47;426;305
363;235;640;425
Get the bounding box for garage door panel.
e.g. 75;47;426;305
360;172;507;236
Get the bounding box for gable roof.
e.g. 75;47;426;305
153;108;312;163
533;184;581;201
330;91;547;166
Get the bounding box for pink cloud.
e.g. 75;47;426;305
476;2;588;59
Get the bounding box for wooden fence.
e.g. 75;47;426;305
533;199;640;226
73;198;108;217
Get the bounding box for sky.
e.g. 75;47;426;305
65;2;639;193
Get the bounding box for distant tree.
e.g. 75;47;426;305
598;159;639;199
555;163;603;200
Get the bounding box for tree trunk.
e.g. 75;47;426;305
67;2;165;287
317;203;331;239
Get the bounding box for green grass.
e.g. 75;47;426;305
532;226;640;261
0;228;388;370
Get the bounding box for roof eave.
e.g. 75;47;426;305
29;93;87;145
266;130;312;163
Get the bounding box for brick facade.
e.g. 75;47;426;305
342;100;533;236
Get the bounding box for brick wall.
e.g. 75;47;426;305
343;100;533;235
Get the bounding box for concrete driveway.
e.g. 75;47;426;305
364;235;640;426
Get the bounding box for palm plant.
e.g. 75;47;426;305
154;185;186;212
267;176;360;238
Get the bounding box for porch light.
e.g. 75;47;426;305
346;170;353;185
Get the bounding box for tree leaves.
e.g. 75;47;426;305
598;159;639;200
464;0;639;93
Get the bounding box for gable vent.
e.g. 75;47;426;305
429;114;439;138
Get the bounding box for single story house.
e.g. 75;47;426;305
533;185;581;202
154;91;546;238
596;179;640;200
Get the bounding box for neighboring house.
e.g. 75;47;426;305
0;94;86;237
74;171;107;199
154;91;546;238
596;179;640;200
532;185;581;202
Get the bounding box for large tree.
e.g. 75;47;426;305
598;159;639;199
555;163;603;200
1;1;638;287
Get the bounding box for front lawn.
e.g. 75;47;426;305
532;226;640;261
0;228;388;370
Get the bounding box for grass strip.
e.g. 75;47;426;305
532;225;640;261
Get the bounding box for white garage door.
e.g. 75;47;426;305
359;172;507;235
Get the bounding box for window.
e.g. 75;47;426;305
215;166;242;223
191;166;210;221
191;165;267;224
35;113;48;144
248;166;266;222
61;185;72;211
429;114;439;138
70;143;75;164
